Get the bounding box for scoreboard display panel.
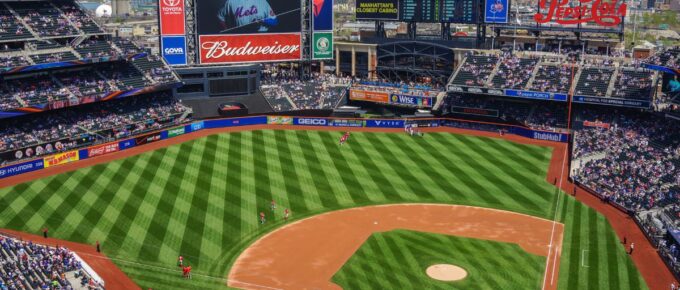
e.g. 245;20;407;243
441;0;477;23
399;0;478;23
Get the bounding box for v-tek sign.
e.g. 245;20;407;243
534;0;627;27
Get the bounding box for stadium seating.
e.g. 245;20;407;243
574;67;614;97
0;5;31;41
490;54;538;90
260;71;351;111
573;111;680;211
612;68;654;100
0;234;103;289
0;92;192;164
450;53;499;87
529;64;576;94
8;1;79;38
56;0;104;34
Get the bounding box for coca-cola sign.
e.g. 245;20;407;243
199;34;301;64
534;0;627;27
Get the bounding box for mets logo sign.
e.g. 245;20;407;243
534;0;627;27
162;0;181;7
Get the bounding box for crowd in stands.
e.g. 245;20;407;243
260;70;351;111
645;47;680;70
529;64;575;93
352;79;441;97
490;52;539;90
442;94;567;131
612;68;655;100
451;52;499;87
573;112;680;211
0;234;103;289
0;92;191;165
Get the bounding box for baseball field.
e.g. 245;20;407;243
0;129;647;290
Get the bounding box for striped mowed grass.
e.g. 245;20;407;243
0;130;646;290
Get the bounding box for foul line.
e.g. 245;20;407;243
542;145;568;290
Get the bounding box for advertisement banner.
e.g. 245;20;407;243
389;94;434;108
161;36;187;66
349;89;390;103
355;0;399;20
505;89;568;101
167;126;186;138
267;116;293;125
187;121;204;133
583;121;611;129
0;159;44;179
328;119;365;127
198;34;302;64
510;127;568;143
485;0;509;23
365;119;405;128
135;132;163;146
293;118;328;126
159;0;186;35
573;96;650;108
119;139;136;150
313;0;333;31
451;106;500;117
44;150;79;168
88;143;120;158
204;116;268;128
313;32;333;60
0;139;73;163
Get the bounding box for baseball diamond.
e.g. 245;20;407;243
0;127;647;290
1;2;679;288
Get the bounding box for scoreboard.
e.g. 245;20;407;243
441;0;476;23
399;0;477;23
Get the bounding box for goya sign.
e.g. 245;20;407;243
534;0;627;27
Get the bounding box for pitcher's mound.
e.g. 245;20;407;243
426;264;468;281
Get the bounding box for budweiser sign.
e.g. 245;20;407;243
534;0;627;27
199;34;301;64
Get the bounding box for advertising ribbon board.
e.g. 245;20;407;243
44;150;79;168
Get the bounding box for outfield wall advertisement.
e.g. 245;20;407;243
0;117;568;180
195;0;302;64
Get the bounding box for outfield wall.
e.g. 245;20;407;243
0;116;568;180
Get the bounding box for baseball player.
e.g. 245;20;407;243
339;132;350;145
259;212;266;224
270;200;277;211
217;0;279;33
284;208;290;221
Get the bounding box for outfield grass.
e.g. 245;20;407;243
333;230;546;289
0;130;646;289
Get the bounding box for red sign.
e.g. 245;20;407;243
199;34;301;64
534;0;627;27
349;89;390;103
159;0;185;35
583;121;611;129
88;143;120;158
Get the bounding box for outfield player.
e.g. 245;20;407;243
339;132;350;145
284;208;290;221
259;212;266;224
217;0;279;33
270;200;277;211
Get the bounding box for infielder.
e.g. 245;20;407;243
217;0;279;33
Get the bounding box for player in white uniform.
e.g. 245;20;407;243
217;0;278;33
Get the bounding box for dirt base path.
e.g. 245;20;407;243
0;228;139;290
228;204;564;290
